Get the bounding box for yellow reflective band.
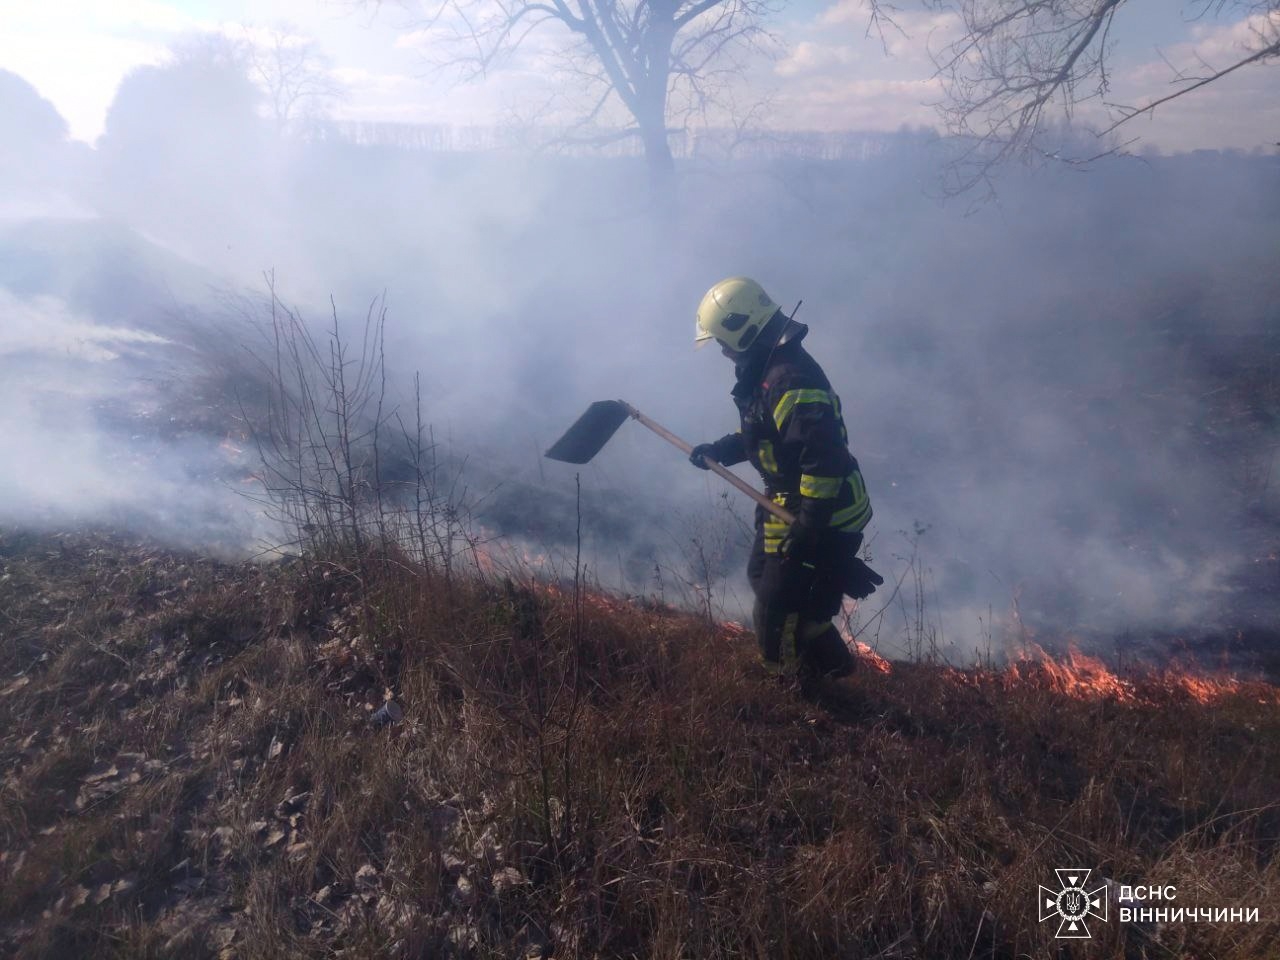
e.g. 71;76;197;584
832;500;871;531
832;395;848;443
832;472;871;530
799;474;841;499
758;439;778;474
772;389;832;431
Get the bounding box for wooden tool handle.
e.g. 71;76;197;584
618;401;796;525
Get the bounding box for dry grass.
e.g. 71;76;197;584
1;526;1278;959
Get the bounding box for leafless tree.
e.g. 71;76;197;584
363;0;779;188
244;24;345;133
878;0;1280;193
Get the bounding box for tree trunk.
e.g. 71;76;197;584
640;115;675;192
636;89;673;196
638;6;677;195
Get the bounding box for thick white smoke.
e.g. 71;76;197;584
2;55;1277;660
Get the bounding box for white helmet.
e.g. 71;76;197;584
695;277;781;352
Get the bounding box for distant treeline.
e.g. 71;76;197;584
302;119;926;160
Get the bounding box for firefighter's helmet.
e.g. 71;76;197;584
695;277;780;352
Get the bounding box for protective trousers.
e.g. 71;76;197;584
747;527;860;678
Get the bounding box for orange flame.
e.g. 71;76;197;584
946;642;1280;706
1012;643;1132;699
833;599;891;672
853;640;893;674
425;548;1278;703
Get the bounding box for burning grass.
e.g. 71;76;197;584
1;527;1278;958
940;643;1280;708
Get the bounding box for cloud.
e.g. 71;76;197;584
817;0;962;52
394;27;440;50
3;0;199;33
233;23;316;50
818;0;871;28
1128;9;1280;84
330;66;418;96
114;0;205;35
394;27;447;50
1096;9;1280;151
775;41;858;78
1187;8;1280;59
757;0;965;130
768;1;1277;147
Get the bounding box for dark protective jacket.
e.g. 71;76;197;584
706;321;872;555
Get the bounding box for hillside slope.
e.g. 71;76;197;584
1;528;1277;959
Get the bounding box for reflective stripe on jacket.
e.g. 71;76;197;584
709;330;872;554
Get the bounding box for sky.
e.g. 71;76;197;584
1;0;1276;152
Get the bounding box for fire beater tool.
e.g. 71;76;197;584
544;399;795;524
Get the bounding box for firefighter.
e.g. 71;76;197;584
689;277;882;678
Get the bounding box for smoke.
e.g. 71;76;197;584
1;52;1278;659
0;288;273;551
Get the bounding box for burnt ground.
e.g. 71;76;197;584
1;526;1278;959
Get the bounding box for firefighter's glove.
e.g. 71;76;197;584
843;557;885;599
689;443;717;470
780;519;822;566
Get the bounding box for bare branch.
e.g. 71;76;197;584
242;24;345;132
918;0;1279;196
1101;35;1280;134
356;0;777;188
